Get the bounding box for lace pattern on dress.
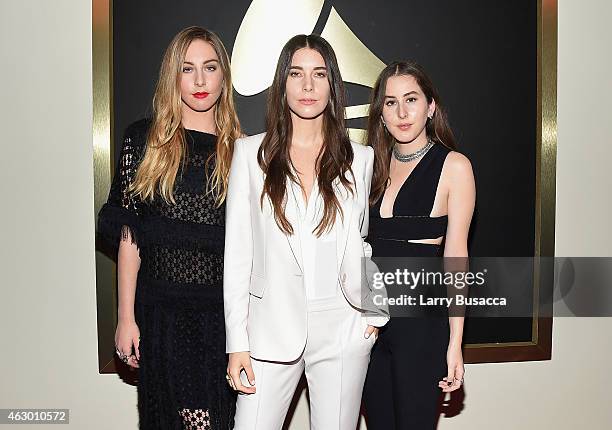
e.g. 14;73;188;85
178;409;211;430
144;246;223;286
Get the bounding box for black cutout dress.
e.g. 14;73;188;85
363;143;451;430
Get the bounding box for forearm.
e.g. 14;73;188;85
448;316;464;348
117;236;140;323
444;245;467;346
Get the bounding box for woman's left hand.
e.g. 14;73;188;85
364;325;379;340
438;343;464;392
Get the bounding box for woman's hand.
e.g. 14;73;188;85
227;351;256;394
364;325;379;340
115;319;140;368
438;342;464;392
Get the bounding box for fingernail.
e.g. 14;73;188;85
365;333;370;339
249;380;255;385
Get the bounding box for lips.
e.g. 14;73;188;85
397;123;412;131
299;99;317;105
193;92;209;99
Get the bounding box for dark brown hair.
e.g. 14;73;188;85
257;34;354;236
367;61;456;205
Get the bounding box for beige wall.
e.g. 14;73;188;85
0;0;610;428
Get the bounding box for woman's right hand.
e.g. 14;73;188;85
227;351;256;394
115;320;140;368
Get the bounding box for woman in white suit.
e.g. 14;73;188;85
223;34;388;430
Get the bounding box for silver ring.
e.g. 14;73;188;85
115;348;130;364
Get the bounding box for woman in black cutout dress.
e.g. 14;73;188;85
97;28;240;429
363;62;475;429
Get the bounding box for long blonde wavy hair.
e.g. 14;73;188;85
130;26;241;206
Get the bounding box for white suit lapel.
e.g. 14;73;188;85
283;176;354;275
335;178;353;273
284;180;304;273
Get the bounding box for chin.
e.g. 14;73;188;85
184;101;216;113
392;132;418;144
291;107;325;120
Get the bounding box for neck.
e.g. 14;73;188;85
290;111;324;148
181;104;217;135
394;129;429;155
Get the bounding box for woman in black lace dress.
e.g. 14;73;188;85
98;27;240;429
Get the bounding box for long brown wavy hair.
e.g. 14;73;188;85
257;34;354;236
367;61;456;205
130;26;241;206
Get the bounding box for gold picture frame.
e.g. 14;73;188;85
93;0;557;372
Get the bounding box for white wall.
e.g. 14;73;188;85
0;0;610;429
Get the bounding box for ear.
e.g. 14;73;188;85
428;99;437;119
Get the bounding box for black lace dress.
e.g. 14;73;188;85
98;119;235;430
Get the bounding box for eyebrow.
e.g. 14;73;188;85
183;59;219;65
289;65;327;70
384;91;420;98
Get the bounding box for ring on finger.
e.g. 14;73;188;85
116;350;130;364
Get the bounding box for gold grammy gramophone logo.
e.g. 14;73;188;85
232;0;386;143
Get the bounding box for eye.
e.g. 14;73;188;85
314;71;327;78
206;65;217;72
407;97;417;103
289;71;301;77
182;66;193;73
385;100;396;107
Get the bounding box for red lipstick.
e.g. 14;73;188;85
193;92;209;99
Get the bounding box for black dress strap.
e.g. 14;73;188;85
392;143;450;216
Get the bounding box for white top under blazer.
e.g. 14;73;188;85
288;172;340;302
223;133;389;363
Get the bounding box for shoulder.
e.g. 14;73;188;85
235;132;265;150
350;141;374;163
445;150;472;172
442;150;474;183
124;118;151;138
233;132;266;162
122;118;151;149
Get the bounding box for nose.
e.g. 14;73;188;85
397;102;407;119
303;75;313;92
195;69;205;87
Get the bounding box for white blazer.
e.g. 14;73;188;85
223;133;388;363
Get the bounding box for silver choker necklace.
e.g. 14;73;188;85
392;139;434;163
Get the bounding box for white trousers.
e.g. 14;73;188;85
234;299;376;430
